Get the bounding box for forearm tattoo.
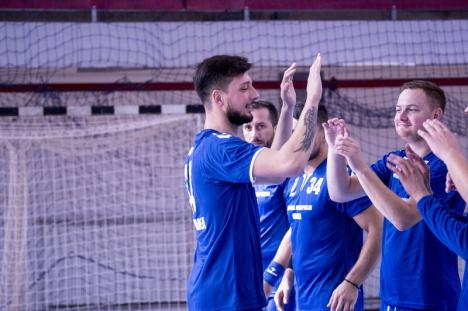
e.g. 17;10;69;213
294;107;317;152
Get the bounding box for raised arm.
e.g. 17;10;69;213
324;118;365;202
253;54;322;184
418;119;468;202
270;63;297;150
332;126;421;230
327;205;382;311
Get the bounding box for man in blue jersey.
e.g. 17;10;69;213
271;104;382;311
185;54;323;310
385;108;467;310
243;99;295;311
324;80;466;310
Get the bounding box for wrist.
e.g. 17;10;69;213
281;101;294;108
344;278;360;290
352;162;371;175
412;190;433;203
263;261;286;286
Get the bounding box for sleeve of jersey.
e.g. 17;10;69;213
336;195;373;217
370;151;396;186
203;135;263;184
417;195;468;260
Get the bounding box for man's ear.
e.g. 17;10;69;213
433;107;443;120
211;89;225;108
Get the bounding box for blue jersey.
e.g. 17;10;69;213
372;149;464;310
184;129;266;310
283;159;371;311
254;182;290;271
417;195;468;311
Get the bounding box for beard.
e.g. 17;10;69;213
226;105;253;126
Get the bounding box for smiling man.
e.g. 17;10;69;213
324;80;465;311
185;54;323;310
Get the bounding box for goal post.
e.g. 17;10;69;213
0;115;202;310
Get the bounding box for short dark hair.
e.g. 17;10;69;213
400;80;446;112
251;100;279;127
193;55;252;104
293;103;328;124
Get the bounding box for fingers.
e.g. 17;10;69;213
423;119;448;133
310;53;322;74
274;290;285;311
283;292;289;305
281;63;297;86
403;144;430;176
387;154;411;175
342;125;349;138
327;292;336;310
417;128;430;142
445;173;457;193
419;119;450;143
412;157;429;177
325;118;346;132
404;144;416;159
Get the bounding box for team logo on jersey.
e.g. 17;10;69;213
193;217;206;231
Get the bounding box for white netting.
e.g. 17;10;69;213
0;115;203;311
1;19;467;310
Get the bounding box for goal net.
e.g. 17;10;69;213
0;115;202;310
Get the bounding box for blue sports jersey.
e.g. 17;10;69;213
417;195;468;311
254;182;290;271
372;149;464;310
283;159;371;311
184;129;266;310
255;182;293;311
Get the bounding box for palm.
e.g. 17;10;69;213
306;54;322;104
280;63;297;108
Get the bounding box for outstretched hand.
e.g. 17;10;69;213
305;53;322;106
280;63;297;108
323;118;345;150
386;144;432;202
417;119;462;163
334;124;367;173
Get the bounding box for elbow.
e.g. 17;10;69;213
393;220;414;231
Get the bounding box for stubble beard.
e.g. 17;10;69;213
226;104;253;126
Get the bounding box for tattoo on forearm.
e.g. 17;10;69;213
294;107;317;152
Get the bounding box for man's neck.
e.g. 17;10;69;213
204;113;238;136
406;139;431;158
304;147;328;174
